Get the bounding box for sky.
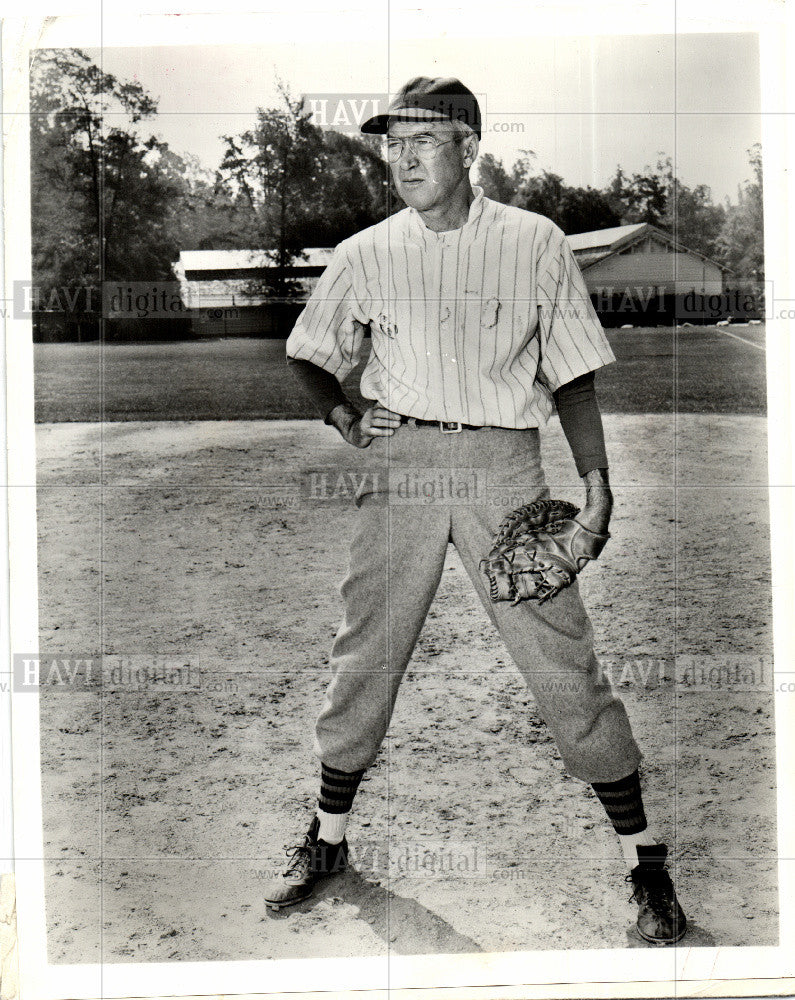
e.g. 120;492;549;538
84;31;761;204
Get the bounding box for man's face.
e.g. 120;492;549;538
386;120;476;213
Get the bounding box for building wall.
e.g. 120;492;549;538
191;303;305;338
581;250;724;295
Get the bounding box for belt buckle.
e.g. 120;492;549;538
440;420;463;433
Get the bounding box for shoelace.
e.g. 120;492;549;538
626;869;674;913
283;839;313;878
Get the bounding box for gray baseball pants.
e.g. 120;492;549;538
314;423;642;784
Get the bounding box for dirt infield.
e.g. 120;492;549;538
35;414;777;962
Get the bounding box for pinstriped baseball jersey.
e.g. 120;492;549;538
285;185;616;429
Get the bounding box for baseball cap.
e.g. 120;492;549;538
360;76;482;139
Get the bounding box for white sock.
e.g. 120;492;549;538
618;828;657;870
316;808;349;845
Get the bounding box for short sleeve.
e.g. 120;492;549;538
285;242;366;381
535;224;616;393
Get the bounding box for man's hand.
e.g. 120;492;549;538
356;405;403;445
577;467;613;535
327;402;402;448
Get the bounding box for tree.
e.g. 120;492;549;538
509;161;619;233
603;156;727;258
166;154;260;252
715;144;764;282
607;156;671;226
476;152;517;204
301;129;394;246
556;186;620;234
30;47;200;339
218;82;398;293
30;49;173;276
219;80;326;297
604;165;630;222
30;86;100;337
627;170;669;225
663;179;726;260
512;167;565;222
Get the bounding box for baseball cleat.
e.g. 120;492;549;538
626;843;687;945
264;815;348;910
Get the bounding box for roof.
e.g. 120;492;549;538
176;224;728;279
567;222;729;272
177;248;336;272
566;223;647;253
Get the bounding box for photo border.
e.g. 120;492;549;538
3;2;794;998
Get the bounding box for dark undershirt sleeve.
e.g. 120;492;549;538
552;370;609;477
286;355;351;423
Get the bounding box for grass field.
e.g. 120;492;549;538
33;325;767;423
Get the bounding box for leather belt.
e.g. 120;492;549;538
399;414;482;433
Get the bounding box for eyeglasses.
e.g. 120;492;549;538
381;133;463;163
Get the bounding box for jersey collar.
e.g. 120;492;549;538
405;184;488;246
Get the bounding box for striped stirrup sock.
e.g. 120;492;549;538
318;762;366;814
316;763;366;844
590;769;648;835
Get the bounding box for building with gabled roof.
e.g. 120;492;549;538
172;248;336;336
569;222;728;296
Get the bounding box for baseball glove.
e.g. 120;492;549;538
479;498;609;605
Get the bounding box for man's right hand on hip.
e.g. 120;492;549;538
328;402;402;448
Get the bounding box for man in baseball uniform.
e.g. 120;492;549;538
267;76;686;945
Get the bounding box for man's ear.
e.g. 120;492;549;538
462;134;479;169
